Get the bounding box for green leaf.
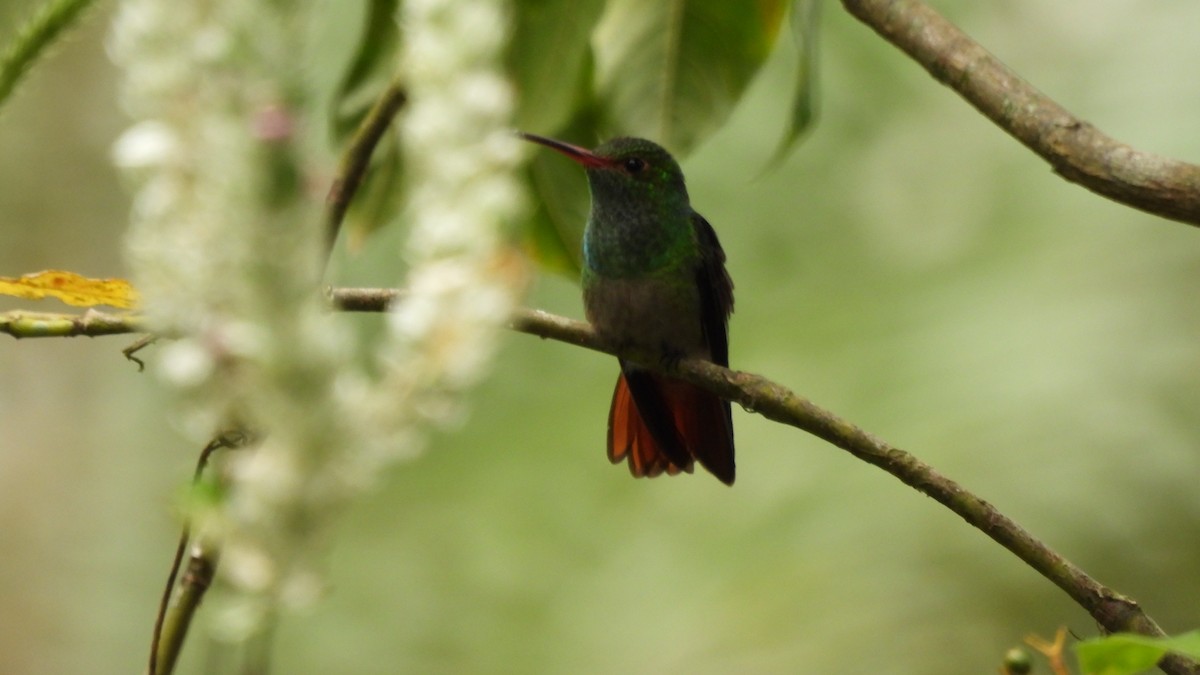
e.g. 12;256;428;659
519;107;607;278
330;0;401;141
520;103;609;276
771;0;819;161
341;129;405;251
1076;631;1200;675
522;198;581;279
592;0;788;154
524;155;586;277
0;0;97;112
508;0;605;134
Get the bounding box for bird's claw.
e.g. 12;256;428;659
658;343;685;371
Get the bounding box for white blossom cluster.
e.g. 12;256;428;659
110;0;358;633
108;0;528;638
367;0;529;442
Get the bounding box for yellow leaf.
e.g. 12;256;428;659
0;270;139;309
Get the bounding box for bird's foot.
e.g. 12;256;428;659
658;343;686;371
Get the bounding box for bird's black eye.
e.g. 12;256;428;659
623;157;646;174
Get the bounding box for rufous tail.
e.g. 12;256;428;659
607;370;735;485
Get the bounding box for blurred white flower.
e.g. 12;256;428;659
377;0;530;448
223;542;276;593
158;338;214;388
111;0;529;644
111;120;180;170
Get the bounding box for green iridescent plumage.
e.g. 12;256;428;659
521;133;736;485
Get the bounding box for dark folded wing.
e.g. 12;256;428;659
691;211;734;367
689;211;735;483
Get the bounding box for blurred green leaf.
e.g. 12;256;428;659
327;1;405;247
524;152;586;277
513;0;812;276
342;129;404;251
520;107;608;278
508;0;605;133
1076;631;1200;675
771;0;819;162
0;0;96;112
522;186;581;278
173;472;227;526
591;0;787;154
330;0;400;140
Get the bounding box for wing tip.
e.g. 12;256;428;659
707;463;736;486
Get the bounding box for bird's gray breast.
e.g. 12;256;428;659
583;276;707;357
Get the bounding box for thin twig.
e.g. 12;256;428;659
325;285;398;312
324;76;407;251
841;0;1200;227
149;431;251;675
122;334;158;371
1026;628;1071;675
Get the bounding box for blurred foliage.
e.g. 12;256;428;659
0;1;1199;675
330;0;816;273
327;0;402;248
329;0;400;140
0;0;96;111
1077;631;1200;675
513;0;817;277
0;269;137;308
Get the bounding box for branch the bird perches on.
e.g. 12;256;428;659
6;289;1194;675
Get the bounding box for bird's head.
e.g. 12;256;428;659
519;133;689;212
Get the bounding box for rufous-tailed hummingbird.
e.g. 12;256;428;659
520;133;736;485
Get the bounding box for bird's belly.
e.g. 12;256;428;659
584;277;706;357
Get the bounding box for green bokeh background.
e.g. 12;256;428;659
2;2;1198;673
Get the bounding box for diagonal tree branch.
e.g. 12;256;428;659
334;289;1196;675
842;0;1200;227
6;290;1197;674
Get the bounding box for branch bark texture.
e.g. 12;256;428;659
8;291;1197;674
842;0;1200;227
0;309;147;338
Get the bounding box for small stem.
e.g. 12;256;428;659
122;334;158;371
153;538;219;675
149;431;251;675
324;76;407;253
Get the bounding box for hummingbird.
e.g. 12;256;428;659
520;133;736;485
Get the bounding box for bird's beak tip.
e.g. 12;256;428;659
516;131;607;168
